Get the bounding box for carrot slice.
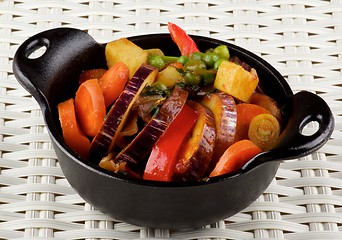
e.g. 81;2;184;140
75;79;106;137
57;98;91;159
168;61;183;69
78;69;107;84
98;62;129;107
209;139;262;177
234;103;269;142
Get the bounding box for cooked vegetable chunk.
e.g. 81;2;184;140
214;61;259;102
57;98;91;159
201;93;237;169
98;62;129;107
248;113;280;150
75;79;106;137
155;65;184;87
234;103;269;142
168;22;200;56
105;38;148;78
210;139;262;177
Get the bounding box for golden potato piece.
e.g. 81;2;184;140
214;61;259;102
155;65;184;87
105;38;148;78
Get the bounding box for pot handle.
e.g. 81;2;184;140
242;91;334;172
12;27;104;102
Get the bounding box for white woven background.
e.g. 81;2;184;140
0;0;341;239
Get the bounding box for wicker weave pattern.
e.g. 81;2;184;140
0;0;341;239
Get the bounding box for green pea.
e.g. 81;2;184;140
148;55;165;70
202;53;220;68
205;48;214;53
184;72;202;86
184;59;207;72
190;52;204;60
202;73;216;85
214;59;225;69
213;45;230;60
177;56;189;65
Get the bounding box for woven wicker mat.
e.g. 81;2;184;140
0;0;341;239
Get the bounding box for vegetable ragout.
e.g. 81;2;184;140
57;22;283;181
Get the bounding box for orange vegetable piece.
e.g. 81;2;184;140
75;79;106;137
168;62;183;69
168;22;200;57
234;103;269;142
78;69;107;84
98;62;129;107
57;98;91;159
209;139;262;177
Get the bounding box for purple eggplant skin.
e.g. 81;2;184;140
200;92;237;173
114;86;189;165
89;64;157;163
173;100;217;181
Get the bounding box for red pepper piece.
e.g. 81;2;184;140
168;22;200;57
143;104;198;181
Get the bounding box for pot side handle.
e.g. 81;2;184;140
242;91;334;172
12;27;104;103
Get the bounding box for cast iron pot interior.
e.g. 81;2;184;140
12;28;334;229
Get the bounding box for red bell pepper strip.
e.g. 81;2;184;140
168;22;200;57
143;104;198;181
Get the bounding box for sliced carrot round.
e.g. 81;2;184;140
57;98;91;159
75;79;106;137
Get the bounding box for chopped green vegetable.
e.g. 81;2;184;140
213;45;230;60
190;52;204;60
148;55;165;70
202;52;220;68
148;55;179;70
202;73;216;85
214;58;225;69
184;59;206;72
177;55;189;65
185;71;202;86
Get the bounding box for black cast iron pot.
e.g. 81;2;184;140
12;28;334;229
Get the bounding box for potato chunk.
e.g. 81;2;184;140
155;65;184;87
105;38;148;78
214;61;259;102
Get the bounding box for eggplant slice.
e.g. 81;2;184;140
114;86;189;165
89;64;158;163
